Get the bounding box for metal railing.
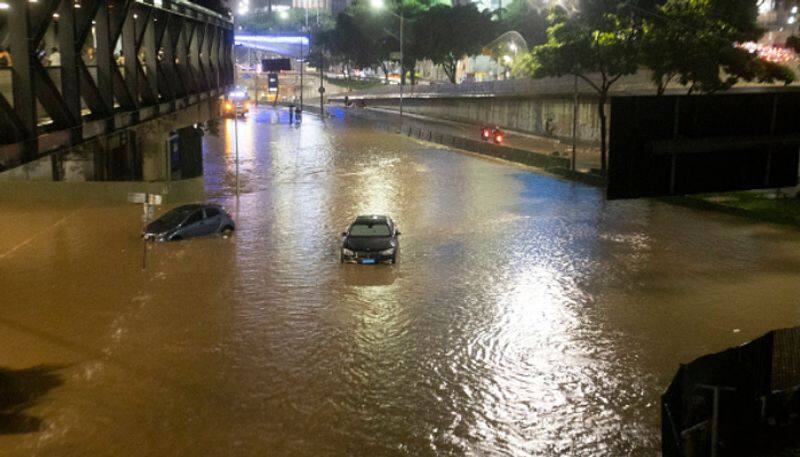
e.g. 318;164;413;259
332;71;800;100
330;74;663;99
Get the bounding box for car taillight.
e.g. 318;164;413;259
495;134;503;143
482;128;490;137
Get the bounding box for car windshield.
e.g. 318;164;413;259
159;208;193;225
349;223;390;237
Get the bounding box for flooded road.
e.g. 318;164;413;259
2;107;800;456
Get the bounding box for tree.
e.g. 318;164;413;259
414;4;495;83
499;0;549;48
347;2;399;84
236;8;334;34
519;7;639;176
640;0;794;95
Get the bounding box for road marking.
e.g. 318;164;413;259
0;213;73;260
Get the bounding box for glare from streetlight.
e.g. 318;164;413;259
370;0;384;10
279;9;289;19
502;54;513;64
509;42;517;52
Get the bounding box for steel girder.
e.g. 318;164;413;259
0;0;233;169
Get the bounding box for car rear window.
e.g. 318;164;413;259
205;208;220;218
349;223;390;237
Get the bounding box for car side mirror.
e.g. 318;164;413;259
341;231;347;236
396;231;401;236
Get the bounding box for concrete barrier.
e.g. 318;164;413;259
389;118;571;170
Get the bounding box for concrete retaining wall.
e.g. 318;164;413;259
399;123;570;169
334;94;606;147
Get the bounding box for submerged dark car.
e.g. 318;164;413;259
340;215;400;264
142;204;235;242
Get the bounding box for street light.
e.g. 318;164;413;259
371;0;404;121
234;102;240;197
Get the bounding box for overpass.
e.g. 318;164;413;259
234;34;309;59
0;0;234;176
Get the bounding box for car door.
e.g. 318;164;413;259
201;208;222;235
179;210;205;238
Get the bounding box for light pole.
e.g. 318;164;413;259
301;2;308;111
299;37;304;111
234;102;240;196
372;0;404;121
232;7;246;197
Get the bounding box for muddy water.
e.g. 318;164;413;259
2;107;800;456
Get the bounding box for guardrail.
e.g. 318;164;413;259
331;73;800;100
329;74;659;99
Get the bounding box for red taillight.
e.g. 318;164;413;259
482;129;490;137
495;134;503;143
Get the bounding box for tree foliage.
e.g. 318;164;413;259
497;0;549;48
640;0;793;94
517;0;795;175
412;4;495;83
518;7;639;173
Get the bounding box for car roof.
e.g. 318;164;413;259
353;215;390;224
172;203;221;212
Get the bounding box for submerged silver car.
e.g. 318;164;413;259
142;204;235;242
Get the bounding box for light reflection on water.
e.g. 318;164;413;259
2;106;800;455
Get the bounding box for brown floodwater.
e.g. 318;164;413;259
1;107;800;456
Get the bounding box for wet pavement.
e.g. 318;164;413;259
2;106;800;456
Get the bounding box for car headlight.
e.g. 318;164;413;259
342;248;354;256
380;248;395;256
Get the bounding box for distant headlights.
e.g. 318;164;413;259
342;248;354;256
380;247;395;256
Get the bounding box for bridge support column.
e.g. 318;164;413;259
139;130;170;182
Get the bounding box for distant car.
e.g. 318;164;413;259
340;215;400;264
222;89;250;117
142;204;235;242
481;126;504;144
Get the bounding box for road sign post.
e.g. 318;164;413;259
128;192;162;270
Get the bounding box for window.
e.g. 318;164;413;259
204;208;220;218
185;211;203;226
349;223;391;237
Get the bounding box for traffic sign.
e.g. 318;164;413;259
127;192;146;203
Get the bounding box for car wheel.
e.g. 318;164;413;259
171;235;182;241
390;255;397;264
221;226;234;238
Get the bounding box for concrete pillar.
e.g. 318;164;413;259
140;130;170;182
